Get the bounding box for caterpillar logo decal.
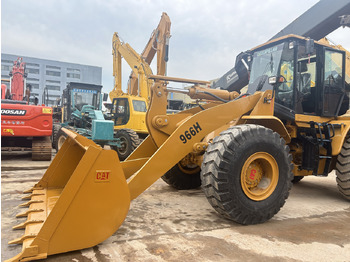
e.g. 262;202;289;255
3;128;14;135
1;109;26;116
95;170;111;182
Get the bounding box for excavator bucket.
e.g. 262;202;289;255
7;128;130;262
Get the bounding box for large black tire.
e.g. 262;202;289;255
335;138;350;200
52;124;61;149
113;129;140;161
201;124;293;225
55;128;68;152
292;176;304;183
161;162;201;190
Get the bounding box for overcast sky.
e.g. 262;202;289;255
2;0;349;93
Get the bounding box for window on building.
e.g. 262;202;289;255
1;65;10;71
28;68;40;74
1;59;13;64
67;68;80;73
29;83;40;89
46;80;60;84
26;63;40;67
67;73;80;79
45;85;61;91
1;75;10;79
46;65;61;70
27;78;39;82
46;70;61;77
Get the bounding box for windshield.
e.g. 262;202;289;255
72;88;100;110
247;43;284;93
132;100;147;112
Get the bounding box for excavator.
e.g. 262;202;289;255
1;58;53;161
108;12;171;160
6;34;350;262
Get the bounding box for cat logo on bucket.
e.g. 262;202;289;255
95;170;111;182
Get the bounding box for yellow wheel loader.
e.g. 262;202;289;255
7;35;350;261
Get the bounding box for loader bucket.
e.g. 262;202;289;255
7;128;130;262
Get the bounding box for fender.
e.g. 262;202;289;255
241;115;291;143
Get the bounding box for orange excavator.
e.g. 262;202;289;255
1;58;52;160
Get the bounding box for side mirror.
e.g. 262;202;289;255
103;93;108;102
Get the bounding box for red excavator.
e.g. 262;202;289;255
1;57;53;160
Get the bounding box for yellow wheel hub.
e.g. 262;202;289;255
241;152;279;201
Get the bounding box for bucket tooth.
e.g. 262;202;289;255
23;187;44;194
8;234;37;245
21;192;45;200
13;219;44;230
19;200;44;208
23;188;34;194
16;209;44;218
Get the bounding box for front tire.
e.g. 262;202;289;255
201;124;293;225
55;128;68;152
335;137;350;200
161;161;201;190
113;129;140;161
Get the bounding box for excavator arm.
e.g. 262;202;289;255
129;12;171;95
110;12;171;102
110;33;154;102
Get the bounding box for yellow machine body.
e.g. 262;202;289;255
7;129;130;261
7;82;271;261
7;35;350;261
112;94;148;134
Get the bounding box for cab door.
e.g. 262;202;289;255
112;98;130;126
322;48;346;117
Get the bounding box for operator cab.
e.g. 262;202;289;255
62;82;103;123
247;35;348;120
111;96;147;126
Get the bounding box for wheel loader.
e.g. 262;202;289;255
6;35;350;261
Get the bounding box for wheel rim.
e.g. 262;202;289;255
241;152;279;201
57;135;66;150
118;136;128;156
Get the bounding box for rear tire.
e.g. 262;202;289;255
113;129;140;161
161;162;201;190
56;128;68;152
335;138;350;200
201;124;293;225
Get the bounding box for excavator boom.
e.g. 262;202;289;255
110;12;171;102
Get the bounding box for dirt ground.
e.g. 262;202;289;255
1;151;350;262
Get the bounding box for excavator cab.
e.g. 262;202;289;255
111;96;148;133
247;35;348;120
